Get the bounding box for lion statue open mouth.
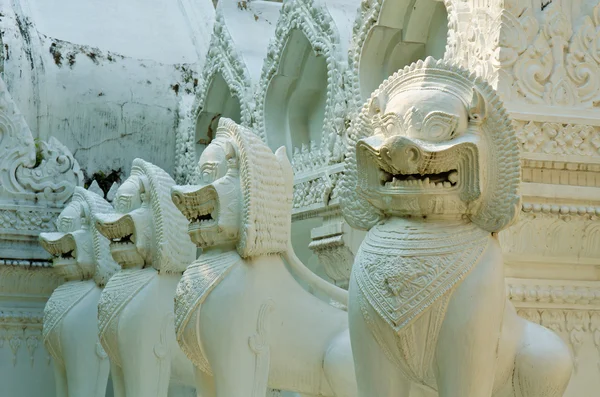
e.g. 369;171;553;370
340;57;573;397
39;186;119;397
93;159;198;395
171;118;356;397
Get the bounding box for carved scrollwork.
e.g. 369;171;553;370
500;205;600;259
500;2;600;107
292;172;339;210
174;10;253;184
0;310;44;367
0;77;82;205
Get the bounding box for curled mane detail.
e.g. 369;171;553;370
130;159;196;272
215;118;291;258
339;57;520;232
70;186;121;286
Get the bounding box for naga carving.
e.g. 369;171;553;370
339;57;573;397
94;159;197;397
39;186;120;397
171;118;356;397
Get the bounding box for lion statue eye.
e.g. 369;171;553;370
116;195;133;213
421;111;459;141
59;217;74;231
199;162;219;184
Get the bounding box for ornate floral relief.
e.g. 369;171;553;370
253;0;346;165
0;310;44;367
566;311;588;369
496;2;600;107
0;266;62;296
0;76;82;205
513;120;600;156
292;171;339;210
515;308;600;371
308;234;354;289
590;312;600;370
508;282;600;308
291;140;338;176
450;6;504;85
0;208;59;232
174;11;253;184
500;205;600;259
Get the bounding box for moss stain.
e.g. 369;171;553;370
84;168;122;193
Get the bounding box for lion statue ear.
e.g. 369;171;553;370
106;182;120;203
469;88;488;125
224;140;239;169
87;180;104;198
274;146;293;210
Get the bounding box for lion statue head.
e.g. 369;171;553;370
94;159;196;273
171;118;293;258
339;57;521;233
39;186;120;286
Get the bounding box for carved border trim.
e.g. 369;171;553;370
174;10;253;184
253;0;345;161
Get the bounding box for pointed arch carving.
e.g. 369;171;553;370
254;0;346;167
174;10;252;183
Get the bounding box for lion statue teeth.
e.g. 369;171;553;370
171;118;356;397
94;158;198;396
339;57;573;397
39;186;119;397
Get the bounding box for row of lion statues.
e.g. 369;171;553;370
40;58;573;397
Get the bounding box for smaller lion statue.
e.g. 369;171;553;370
94;159;197;397
171;118;356;397
40;186;119;397
339;58;573;397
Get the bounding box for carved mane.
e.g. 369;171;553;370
339;57;521;233
215;118;291;257
130;159;196;273
69;187;121;286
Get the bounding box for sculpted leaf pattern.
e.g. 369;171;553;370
355;222;489;332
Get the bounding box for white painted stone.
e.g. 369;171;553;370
171;118;356;396
339;57;573;397
0;0;214;180
175;0;281;184
0;0;595;395
95;159;198;396
40;186;120;397
0;73;82;395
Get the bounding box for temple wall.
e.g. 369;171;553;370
0;0;599;395
0;0;214;180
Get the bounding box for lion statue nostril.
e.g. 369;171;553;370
406;147;420;163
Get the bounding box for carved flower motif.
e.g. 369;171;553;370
520;121;544;152
541;123;562;154
0;211;17;228
592;130;600;151
575;126;595;155
18;211;43;229
556;125;584;152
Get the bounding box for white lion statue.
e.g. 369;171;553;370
171;118;356;397
40;186;120;397
94;159;197;397
339;57;573;397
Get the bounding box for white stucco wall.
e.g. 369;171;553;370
0;0;214;183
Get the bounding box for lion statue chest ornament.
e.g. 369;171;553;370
339;58;573;397
171;118;356;397
93;158;197;397
39;187;119;397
